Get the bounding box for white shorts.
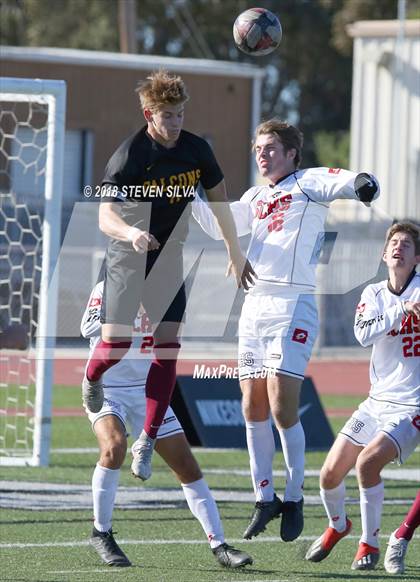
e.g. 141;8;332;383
340;397;420;464
238;292;318;380
86;386;183;440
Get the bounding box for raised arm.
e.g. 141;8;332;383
204;180;255;289
192;194;251;240
298;168;380;206
354;286;407;347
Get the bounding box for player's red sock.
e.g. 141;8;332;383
86;339;132;381
395;490;420;541
144;342;180;439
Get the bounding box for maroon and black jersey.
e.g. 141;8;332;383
101;126;223;244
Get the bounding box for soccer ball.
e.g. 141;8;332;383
233;7;282;56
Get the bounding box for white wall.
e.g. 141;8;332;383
348;19;420;221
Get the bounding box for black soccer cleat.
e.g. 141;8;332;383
212;543;253;568
90;528;131;567
243;494;283;539
280;498;304;542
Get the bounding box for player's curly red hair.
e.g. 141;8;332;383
136;70;189;111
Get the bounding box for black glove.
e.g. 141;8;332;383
354;172;378;203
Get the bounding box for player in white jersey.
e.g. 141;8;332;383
81;281;253;569
192;118;380;543
306;222;420;571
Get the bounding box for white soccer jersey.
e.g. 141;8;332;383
354;271;420;406
80;282;153;388
192;167;379;293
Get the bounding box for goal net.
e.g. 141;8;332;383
0;78;66;466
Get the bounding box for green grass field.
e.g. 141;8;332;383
1;386;419;581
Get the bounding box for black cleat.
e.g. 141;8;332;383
243;494;283;539
212;543;253;568
280;498;304;542
90;528;131;567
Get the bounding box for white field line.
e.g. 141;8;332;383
50;446;420;454
52;448;98;453
47;575;288;582
0;480;416;511
3;533;419;549
46;570;128;575
201;468;420;481
50;447;246;454
47;576;288;582
47;450;420;482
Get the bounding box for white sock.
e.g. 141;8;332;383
278;421;305;502
181;478;224;549
245;419;275;502
320;482;347;532
92;463;120;533
359;481;384;548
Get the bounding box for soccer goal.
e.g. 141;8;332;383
0;77;66;466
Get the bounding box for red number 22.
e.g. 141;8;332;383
402;335;420;357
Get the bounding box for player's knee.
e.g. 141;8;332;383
355;448;381;480
174;456;202;483
271;405;297;428
320;464;342;489
100;440;127;469
242;399;265;421
101;337;133;356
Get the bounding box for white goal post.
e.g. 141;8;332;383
0;77;66;466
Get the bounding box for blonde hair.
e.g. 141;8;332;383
136;70;189;111
254;118;304;168
384;221;420;254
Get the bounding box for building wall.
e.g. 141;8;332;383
1;55;254;199
348;20;420;221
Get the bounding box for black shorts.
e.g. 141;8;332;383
101;240;186;326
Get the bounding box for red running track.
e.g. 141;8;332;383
49;358;369;395
0;356;370;395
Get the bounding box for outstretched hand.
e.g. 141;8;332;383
226;252;257;291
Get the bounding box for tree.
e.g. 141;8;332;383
314;130;350;168
324;0;419;56
2;0;417;166
0;0;119;51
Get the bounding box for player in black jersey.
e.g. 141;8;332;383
82;70;255;480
